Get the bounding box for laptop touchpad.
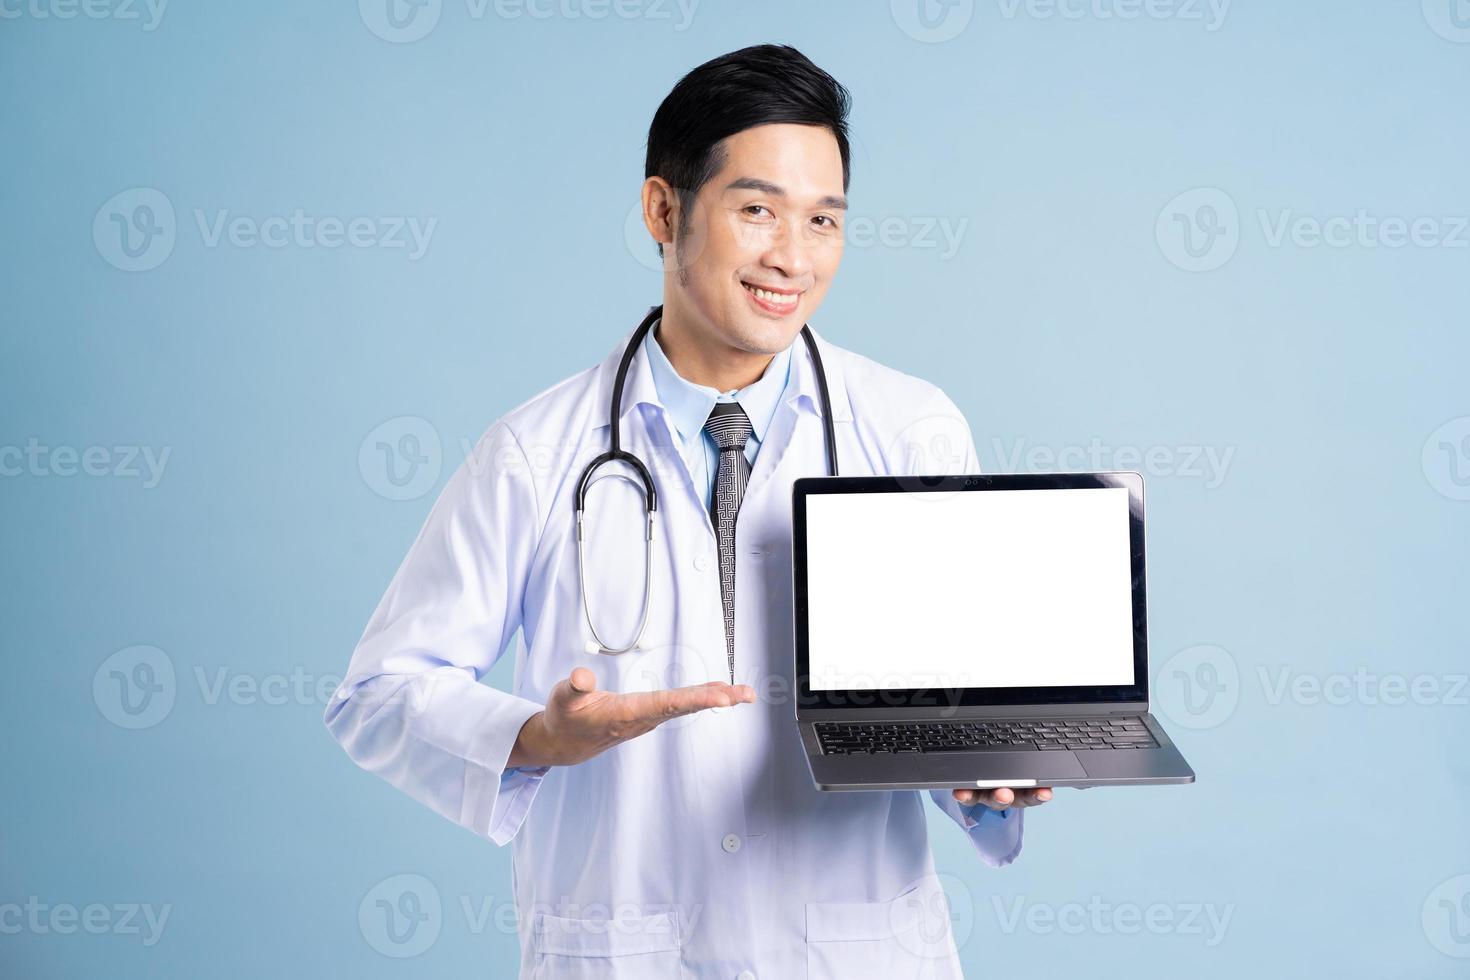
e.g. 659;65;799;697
918;751;1086;782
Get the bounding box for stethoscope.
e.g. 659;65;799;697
576;304;840;655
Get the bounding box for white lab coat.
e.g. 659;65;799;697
326;315;1025;979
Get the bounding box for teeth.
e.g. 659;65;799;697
746;283;797;305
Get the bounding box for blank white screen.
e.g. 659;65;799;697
804;487;1136;691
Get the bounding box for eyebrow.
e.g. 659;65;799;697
723;176;848;211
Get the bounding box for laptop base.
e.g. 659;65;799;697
800;712;1196;791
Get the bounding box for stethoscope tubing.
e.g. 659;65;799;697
575;304;838;655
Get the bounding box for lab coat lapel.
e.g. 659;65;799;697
745;324;853;505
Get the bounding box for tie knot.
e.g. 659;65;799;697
704;401;753;451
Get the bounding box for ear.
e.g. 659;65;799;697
641;177;678;250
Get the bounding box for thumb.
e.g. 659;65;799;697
549;667;598;713
566;667;598;696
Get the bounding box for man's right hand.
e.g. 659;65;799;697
507;667;755;769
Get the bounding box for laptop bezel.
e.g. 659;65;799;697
791;471;1149;711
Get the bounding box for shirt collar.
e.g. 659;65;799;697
642;317;791;450
588;306;853;435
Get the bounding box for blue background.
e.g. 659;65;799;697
3;1;1468;977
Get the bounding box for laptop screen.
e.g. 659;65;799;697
801;483;1138;694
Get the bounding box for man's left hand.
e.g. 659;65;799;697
952;786;1053;810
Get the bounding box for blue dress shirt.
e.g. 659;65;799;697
642;317;793;514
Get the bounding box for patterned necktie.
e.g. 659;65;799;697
704;401;753;684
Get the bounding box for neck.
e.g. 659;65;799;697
655;300;774;393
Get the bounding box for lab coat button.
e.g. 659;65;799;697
736;972;756;980
721;833;742;853
694;554;711;572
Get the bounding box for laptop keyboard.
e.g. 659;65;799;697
815;718;1158;755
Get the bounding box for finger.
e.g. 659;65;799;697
624;683;754;721
568;667;597;694
549;668;598;710
954;787;1017;810
694;681;757;702
657;682;754;714
997;787;1053;808
993;787;1052;811
675;682;755;708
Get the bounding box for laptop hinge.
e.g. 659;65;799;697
798;701;1150;722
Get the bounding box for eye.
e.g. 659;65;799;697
812;214;838;228
743;205;772;218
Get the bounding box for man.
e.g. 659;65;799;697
327;44;1051;978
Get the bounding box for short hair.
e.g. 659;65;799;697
644;44;852;258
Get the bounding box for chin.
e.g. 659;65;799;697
724;314;797;354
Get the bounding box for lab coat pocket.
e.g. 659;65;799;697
804;880;962;980
530;907;686;979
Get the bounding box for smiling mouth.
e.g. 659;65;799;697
742;280;802;312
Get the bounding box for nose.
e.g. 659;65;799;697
759;219;814;283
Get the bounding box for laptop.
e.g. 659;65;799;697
790;471;1195;791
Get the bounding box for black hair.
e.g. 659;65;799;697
644;44;852;259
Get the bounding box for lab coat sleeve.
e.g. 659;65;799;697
928;791;1025;868
323;421;548;846
911;387;1027;867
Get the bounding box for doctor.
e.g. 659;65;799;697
327;44;1052;979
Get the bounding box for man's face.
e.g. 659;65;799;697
662;123;846;357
